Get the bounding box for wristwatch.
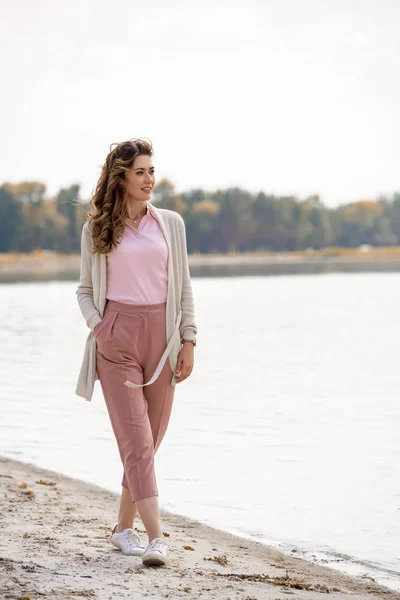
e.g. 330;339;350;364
181;338;196;347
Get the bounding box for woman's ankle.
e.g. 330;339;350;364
148;531;164;543
114;522;133;534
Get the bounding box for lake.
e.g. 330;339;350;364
0;272;399;591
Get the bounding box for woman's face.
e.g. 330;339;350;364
123;154;155;203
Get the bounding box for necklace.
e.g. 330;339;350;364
125;207;147;225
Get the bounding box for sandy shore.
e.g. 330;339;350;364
1;456;398;600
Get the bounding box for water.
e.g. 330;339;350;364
0;273;399;591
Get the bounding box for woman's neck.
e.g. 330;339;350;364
126;201;147;220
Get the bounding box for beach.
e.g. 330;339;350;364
1;456;398;600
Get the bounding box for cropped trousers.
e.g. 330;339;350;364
95;299;176;502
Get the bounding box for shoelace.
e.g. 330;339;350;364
117;528;142;548
147;537;166;552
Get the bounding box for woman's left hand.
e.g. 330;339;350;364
175;343;194;383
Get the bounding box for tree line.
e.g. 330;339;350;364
0;179;399;254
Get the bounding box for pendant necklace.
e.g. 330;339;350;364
126;207;146;228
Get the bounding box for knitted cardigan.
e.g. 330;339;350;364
75;201;197;402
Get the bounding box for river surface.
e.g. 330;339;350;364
0;272;399;591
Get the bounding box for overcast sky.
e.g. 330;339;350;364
1;0;399;207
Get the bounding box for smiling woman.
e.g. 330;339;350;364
87;138;156;253
75;137;197;568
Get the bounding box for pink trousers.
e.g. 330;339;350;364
95;299;176;502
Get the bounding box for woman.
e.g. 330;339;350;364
75;138;197;567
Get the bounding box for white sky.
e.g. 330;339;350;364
1;0;399;207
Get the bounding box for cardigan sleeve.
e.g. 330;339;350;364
177;215;197;341
76;223;102;332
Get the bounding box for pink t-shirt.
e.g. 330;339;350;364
106;204;168;305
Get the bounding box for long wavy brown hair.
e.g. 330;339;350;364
86;138;153;254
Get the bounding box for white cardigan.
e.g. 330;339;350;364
75;201;197;402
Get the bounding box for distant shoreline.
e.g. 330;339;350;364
1;248;400;281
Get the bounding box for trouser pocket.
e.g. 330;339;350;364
94;311;118;344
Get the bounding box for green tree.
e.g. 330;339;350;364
211;187;253;252
187;199;220;253
55;184;81;251
0;185;23;251
297;195;333;249
152;178;185;213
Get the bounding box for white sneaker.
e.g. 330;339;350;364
142;537;169;566
110;525;145;556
